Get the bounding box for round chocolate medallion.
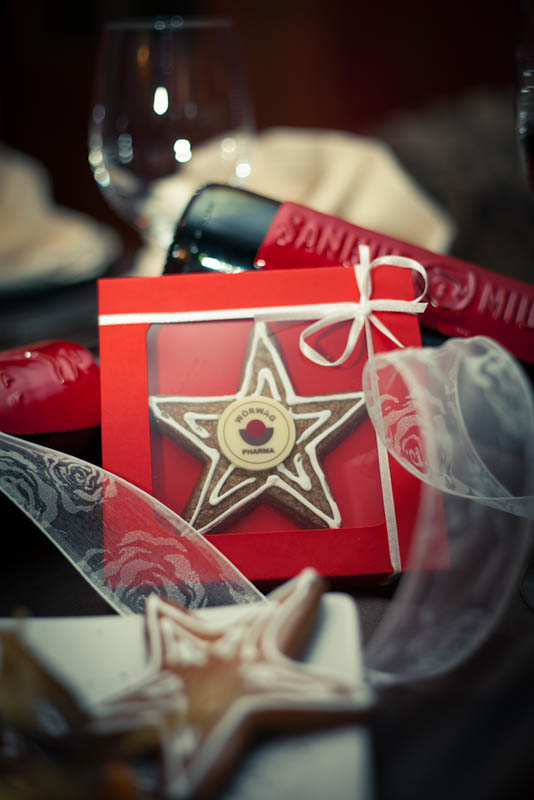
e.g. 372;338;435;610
217;395;296;471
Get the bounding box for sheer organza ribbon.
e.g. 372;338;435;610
0;432;263;613
362;335;533;683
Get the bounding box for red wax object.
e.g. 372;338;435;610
0;340;101;434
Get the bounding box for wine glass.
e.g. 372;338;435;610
517;0;534;195
88;16;254;269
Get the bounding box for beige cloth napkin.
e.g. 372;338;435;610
246;128;454;251
134;127;454;275
0;145;120;292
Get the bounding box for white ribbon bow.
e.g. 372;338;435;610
297;244;429;576
299;244;429;366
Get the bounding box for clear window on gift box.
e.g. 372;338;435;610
145;315;423;559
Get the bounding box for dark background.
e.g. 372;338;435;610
1;0;527;256
2;4;533;800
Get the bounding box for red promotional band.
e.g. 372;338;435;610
255;202;534;364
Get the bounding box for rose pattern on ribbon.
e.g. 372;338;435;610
78;530;210;614
379;393;430;475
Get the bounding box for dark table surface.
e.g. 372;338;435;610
1;87;533;799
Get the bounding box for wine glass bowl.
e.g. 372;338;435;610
88;16;254;252
517;1;534;195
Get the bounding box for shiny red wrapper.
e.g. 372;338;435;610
0;340;101;434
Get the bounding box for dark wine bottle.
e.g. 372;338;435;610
165;184;279;274
163;183;534;365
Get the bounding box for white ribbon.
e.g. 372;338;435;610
299;244;428;367
298;245;429;576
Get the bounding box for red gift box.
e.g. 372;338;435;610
99;264;436;583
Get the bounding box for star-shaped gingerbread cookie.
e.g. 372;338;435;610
149;322;366;533
92;568;371;799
